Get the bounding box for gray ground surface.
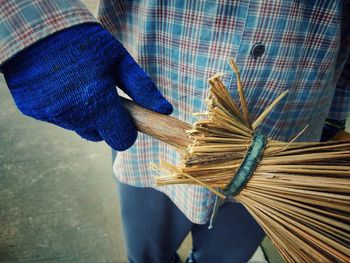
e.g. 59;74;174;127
0;74;127;263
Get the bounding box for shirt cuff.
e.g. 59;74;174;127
0;0;99;65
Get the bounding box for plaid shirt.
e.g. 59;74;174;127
1;1;350;223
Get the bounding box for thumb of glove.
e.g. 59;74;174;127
97;92;137;151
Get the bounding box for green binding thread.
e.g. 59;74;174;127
223;132;267;197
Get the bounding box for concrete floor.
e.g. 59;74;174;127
1;1;349;263
0;74;126;262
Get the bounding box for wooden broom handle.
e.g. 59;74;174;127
121;97;191;149
121;97;350;147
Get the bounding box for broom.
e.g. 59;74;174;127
121;59;350;263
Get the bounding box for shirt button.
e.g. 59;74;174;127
251;43;265;58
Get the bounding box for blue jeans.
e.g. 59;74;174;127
115;180;265;263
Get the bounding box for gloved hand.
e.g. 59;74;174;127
2;23;173;151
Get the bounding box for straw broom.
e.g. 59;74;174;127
121;59;350;263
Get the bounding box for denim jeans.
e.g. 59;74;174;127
115;180;264;263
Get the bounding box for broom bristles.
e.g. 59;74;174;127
154;60;350;262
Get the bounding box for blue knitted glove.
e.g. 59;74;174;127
2;23;173;151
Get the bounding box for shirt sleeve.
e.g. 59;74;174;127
0;0;99;65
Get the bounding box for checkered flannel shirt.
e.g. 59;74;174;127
1;0;350;223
